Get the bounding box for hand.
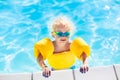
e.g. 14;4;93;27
79;64;89;73
42;67;51;78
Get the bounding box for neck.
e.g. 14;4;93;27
53;41;70;53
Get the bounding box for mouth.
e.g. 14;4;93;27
60;38;66;41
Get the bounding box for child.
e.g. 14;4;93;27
34;16;90;77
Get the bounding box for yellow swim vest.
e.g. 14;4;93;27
34;38;90;70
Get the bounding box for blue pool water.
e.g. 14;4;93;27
0;0;120;73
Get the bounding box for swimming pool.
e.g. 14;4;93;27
0;0;120;73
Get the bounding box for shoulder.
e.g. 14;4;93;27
71;37;87;45
70;37;89;49
34;38;52;46
70;37;90;58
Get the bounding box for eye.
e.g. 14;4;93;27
65;32;70;36
57;32;63;36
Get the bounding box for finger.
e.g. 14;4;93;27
46;72;49;77
86;66;89;71
80;67;83;73
45;70;51;77
49;70;51;76
42;72;46;77
83;67;86;73
42;71;49;78
84;67;89;73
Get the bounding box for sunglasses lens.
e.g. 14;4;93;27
57;32;63;36
55;32;70;37
64;32;70;36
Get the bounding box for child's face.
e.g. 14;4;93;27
53;25;70;43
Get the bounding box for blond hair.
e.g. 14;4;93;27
48;15;75;34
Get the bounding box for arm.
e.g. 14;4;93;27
80;52;88;65
37;53;47;69
80;52;89;73
37;53;51;77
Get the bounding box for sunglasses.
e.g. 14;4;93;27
53;31;70;37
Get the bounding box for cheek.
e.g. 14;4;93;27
54;36;59;40
52;33;57;38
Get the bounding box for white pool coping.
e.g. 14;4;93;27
0;64;120;80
